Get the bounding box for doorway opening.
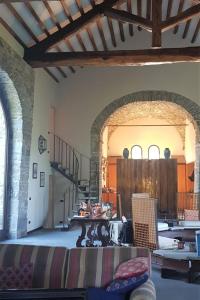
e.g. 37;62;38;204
90;91;200;220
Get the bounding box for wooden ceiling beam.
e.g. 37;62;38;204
152;0;162;48
173;0;185;34
191;17;200;42
74;0;99;50
26;0;119;55
24;46;200;68
127;0;134;36
104;8;152;31
161;3;200;31
137;0;142;31
182;19;191;38
116;2;125;42
166;0;173;19
89;0;109;51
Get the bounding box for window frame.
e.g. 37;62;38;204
148;144;160;160
131;145;143;159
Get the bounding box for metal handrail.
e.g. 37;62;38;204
49;132;79;183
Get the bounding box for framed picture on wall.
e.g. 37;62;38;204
32;163;38;179
40;172;45;187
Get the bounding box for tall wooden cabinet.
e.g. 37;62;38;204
117;159;177;219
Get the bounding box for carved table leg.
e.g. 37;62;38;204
97;221;110;247
76;221;87;247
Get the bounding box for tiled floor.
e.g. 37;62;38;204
1;227;200;299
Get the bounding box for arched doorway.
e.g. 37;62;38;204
90;91;200;214
0;100;7;239
0;37;34;239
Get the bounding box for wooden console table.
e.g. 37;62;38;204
70;217;111;247
153;248;200;283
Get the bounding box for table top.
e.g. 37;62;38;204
170;226;200;231
153;247;200;260
71;216;110;222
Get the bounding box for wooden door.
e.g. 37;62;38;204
117;159;177;219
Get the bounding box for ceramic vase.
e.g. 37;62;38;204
164;148;171;159
123;148;129;159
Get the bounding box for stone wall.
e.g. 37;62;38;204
0;37;34;238
90;90;200;198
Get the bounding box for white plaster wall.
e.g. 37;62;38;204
185;119;196;163
27;69;57;232
107;118;184;158
56;62;199;159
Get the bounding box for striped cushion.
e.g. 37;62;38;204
0;244;68;289
65;247;150;289
129;279;156;300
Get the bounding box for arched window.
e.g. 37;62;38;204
148;145;160;159
131;145;143;159
0;101;7;231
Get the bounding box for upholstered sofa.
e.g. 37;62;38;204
0;244;156;300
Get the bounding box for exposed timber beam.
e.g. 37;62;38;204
24;46;200;68
104;8;152;31
25;0;120;55
161;3;200;31
152;0;162;48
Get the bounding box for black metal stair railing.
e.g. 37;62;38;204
49;133;79;185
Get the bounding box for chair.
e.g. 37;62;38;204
132;196;158;251
132;196;178;251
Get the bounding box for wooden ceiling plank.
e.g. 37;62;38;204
26;1;69;78
166;0;173;19
60;0;73;22
162;3;200;31
43;0;61;29
137;0;142;31
182;19;191;38
173;0;185;34
191;17;200;42
152;0;162;48
74;0;98;50
25;46;200;67
44;67;59;82
0;16;26;47
107;17;117;47
42;0;75;75
104;8;152;31
96;18;108;51
25;2;49;36
89;0;108;51
146;0;151;20
127;0;134;36
60;0;87;51
86;26;98;51
116;2;125;42
26;0;120;54
5;2;39;43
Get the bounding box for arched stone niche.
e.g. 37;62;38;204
90;90;200;198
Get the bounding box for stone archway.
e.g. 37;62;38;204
90;90;200;198
0;37;34;238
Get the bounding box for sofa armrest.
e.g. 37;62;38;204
129;279;156;300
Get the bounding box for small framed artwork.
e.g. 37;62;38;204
40;172;45;187
32;163;38;179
